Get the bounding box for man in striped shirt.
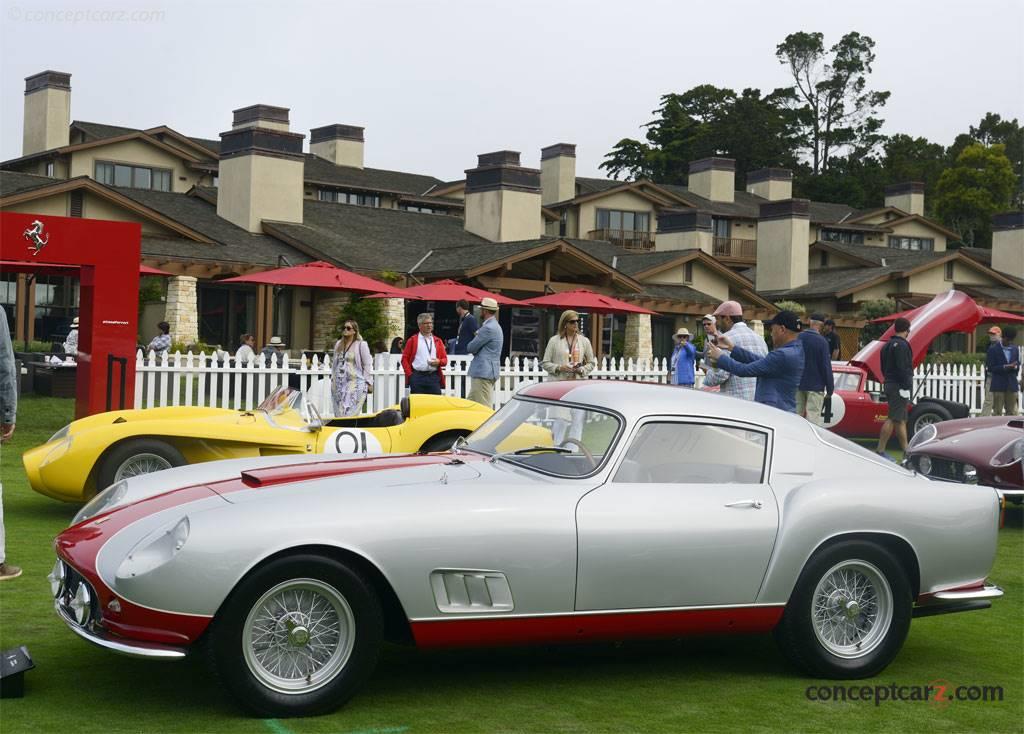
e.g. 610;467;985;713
701;301;768;401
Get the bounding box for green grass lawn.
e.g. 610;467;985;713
0;396;1021;733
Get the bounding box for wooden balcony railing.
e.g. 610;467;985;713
712;237;757;259
587;228;656;251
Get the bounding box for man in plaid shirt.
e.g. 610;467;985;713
701;301;767;401
146;320;172;354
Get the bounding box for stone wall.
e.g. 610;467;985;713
163;275;198;346
312;292;350;351
623;313;653;362
380;298;406;346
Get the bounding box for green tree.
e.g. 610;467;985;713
948;113;1023;204
933;144;1016;247
775;31;890;174
600;85;800;184
330;296;396;353
858;298;897;345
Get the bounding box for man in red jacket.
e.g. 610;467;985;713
402;312;448;395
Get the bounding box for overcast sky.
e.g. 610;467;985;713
1;0;1021;181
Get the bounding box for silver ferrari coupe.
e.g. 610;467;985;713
51;380;1004;716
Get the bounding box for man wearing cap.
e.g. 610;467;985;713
797;314;834;425
671;328;700;388
988;325;1020;416
877;317;914;455
822;318;841;360
980;326;1002;416
466;298;503;407
701;301;768;401
706;310;805;412
63;316;79;358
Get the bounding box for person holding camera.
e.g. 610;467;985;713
542;310;595;382
671;328;699;388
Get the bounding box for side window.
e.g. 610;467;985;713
614;422;767;484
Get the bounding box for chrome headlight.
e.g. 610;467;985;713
48;560;66;598
70;582;92;626
963;463;978;484
991;438;1024;467
918;455;933;475
116;516;190;580
73;481;128;525
908;423;938;450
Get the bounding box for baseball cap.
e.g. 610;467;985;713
702;314;715;323
765;310;801;332
713;300;743;317
809;313;826;323
988;326;1002;336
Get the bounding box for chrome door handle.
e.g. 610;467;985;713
724;500;763;509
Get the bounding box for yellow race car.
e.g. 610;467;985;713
23;386;492;502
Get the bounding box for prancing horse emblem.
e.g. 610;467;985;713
23;220;49;255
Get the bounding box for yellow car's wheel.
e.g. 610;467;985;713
97;438;187;490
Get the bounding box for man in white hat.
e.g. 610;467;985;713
671;327;698;387
465;297;503;407
260;336;287;364
63;316;79;359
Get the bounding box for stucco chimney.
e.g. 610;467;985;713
992;211;1024;280
755;199;810;292
884;182;925;217
217;105;305;233
23;71;71;156
464;151;543;242
310;124;365;169
540;143;576;205
746;168;793;201
656;210;712;253
688;157;735;203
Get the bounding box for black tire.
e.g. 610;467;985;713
420;430;468;453
96;438;186;491
774;540;912;679
207;554;382;717
909;403;953;436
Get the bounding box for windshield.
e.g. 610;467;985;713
256;386;305;417
463;397;621;477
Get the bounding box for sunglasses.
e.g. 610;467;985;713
343;326;355;331
565;319;579;325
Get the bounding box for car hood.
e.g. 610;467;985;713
909;417;1023;462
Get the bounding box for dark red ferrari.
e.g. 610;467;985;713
904;416;1024;499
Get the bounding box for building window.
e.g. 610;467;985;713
711;217;731;239
821;228;865;245
70;191;84;218
399;203;446;215
559;210;567;237
34;275;80;341
945;261;955;281
96;161;172;191
45;161;55;177
684;261;694;283
596;209;650;233
888;236;934;252
819;251;830;268
318;189;380;207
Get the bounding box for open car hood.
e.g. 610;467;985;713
849;291;987;384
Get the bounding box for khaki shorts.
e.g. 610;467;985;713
797;390;825;425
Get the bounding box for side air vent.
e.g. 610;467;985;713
430;569;514;613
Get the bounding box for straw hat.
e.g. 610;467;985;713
70;317;79;328
480;297;499;312
674;328;691;338
268;336;286;347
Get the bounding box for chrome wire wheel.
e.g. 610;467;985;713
114;453;173;481
811;559;893;659
242;578;356;695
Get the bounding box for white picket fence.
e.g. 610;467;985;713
132;351;675;413
134;351;1014;416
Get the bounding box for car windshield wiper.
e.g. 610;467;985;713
489;445;572;463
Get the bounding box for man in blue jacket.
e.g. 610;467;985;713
706;310;805;412
671;328;698;387
988;325;1020;416
452;299;479;355
796;314;835;424
465;298;503;406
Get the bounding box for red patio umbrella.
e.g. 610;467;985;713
218;260;412;297
366;278;521;305
140;264;172;276
524;288;656;315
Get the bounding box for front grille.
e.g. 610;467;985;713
918;456;964;481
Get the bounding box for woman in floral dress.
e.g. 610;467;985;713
331;320;373;416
